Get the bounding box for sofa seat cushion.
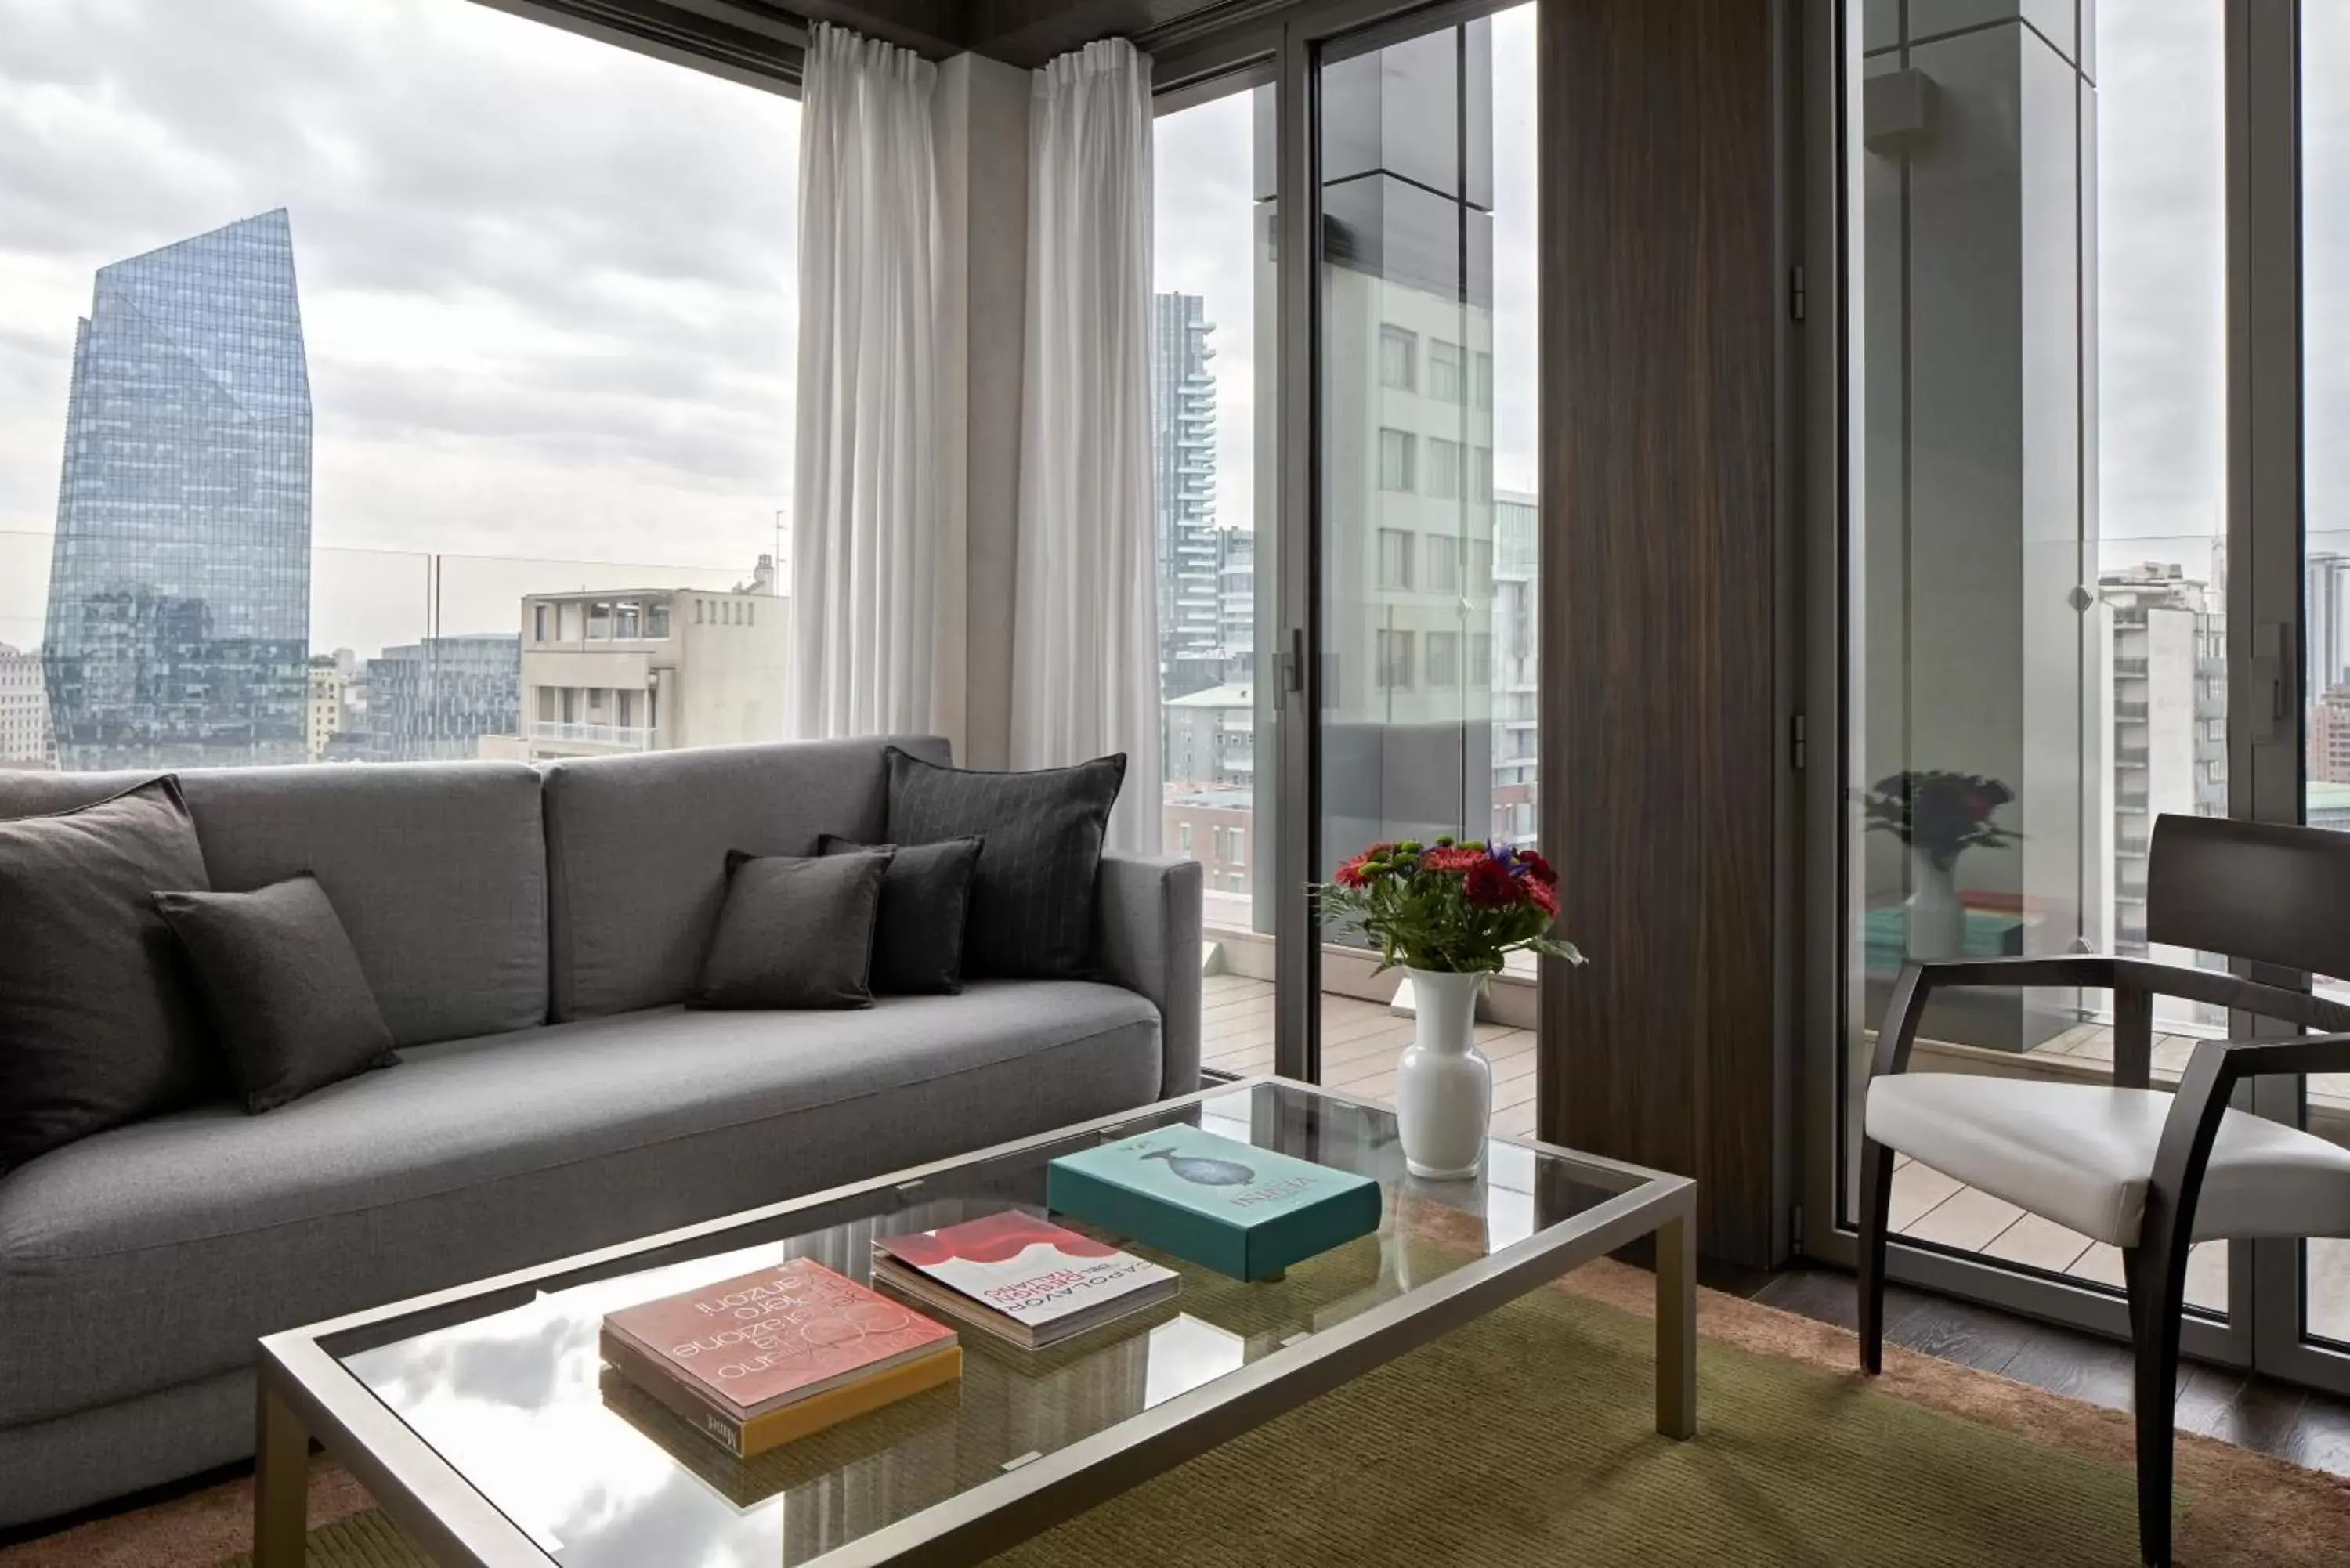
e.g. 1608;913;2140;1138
0;981;1161;1429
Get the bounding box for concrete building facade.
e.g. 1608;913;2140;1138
0;644;56;770
483;580;786;762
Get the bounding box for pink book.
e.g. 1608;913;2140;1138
602;1259;956;1420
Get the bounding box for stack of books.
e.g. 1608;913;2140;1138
872;1211;1180;1350
600;1259;960;1458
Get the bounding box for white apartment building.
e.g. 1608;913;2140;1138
2099;563;2226;965
0;644;56;771
481;574;787;762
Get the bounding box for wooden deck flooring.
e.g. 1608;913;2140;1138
1198;970;1540;1142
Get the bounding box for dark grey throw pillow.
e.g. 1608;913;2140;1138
818;834;983;995
883;748;1126;980
0;777;216;1172
692;849;893;1010
154;876;398;1114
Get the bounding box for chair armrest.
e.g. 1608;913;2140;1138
2144;1031;2350;1274
1093;854;1205;1101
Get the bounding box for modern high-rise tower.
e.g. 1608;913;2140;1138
1151;292;1223;702
42;209;313;771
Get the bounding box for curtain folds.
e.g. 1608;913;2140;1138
788;23;946;742
1011;39;1161;854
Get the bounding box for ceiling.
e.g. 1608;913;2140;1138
500;0;1292;75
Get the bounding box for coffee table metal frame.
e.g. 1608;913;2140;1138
254;1075;1697;1568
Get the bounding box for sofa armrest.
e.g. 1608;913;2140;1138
1094;854;1204;1100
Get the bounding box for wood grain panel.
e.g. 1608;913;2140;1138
1537;0;1785;1267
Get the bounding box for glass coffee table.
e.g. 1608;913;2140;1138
255;1078;1696;1567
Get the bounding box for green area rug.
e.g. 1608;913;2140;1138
215;1268;2182;1568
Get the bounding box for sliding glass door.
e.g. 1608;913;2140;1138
1306;3;1539;1107
1824;0;2241;1348
1155;0;1538;1097
1153;74;1283;1079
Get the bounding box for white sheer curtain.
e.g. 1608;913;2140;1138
1012;39;1160;854
788;23;947;741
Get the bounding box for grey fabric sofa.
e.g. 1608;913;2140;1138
0;735;1201;1526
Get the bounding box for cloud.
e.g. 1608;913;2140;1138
0;0;798;654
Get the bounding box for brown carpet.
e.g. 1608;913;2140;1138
2;1252;2343;1566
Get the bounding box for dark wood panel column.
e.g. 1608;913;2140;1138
1538;0;1791;1268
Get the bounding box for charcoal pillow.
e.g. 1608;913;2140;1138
692;849;893;1010
818;834;984;995
883;747;1126;980
0;776;216;1172
154;875;397;1114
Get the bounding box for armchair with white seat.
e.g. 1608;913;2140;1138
1857;813;2350;1567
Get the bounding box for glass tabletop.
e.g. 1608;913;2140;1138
322;1080;1664;1567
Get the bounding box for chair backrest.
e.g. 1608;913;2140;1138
2147;814;2350;979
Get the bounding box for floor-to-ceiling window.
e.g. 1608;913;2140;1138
0;0;794;773
2295;0;2350;1362
1158;2;1537;1103
1835;0;2232;1320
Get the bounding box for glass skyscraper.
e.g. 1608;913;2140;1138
43;209;313;771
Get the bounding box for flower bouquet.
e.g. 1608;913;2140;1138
1317;836;1584;974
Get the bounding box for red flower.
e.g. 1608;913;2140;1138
1334;853;1371;888
1526;877;1559;916
1423;847;1487;873
1464;858;1522;908
1517;851;1558;887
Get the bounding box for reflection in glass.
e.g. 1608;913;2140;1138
1845;3;2228;1307
1312;6;1538;898
333;1082;1640;1567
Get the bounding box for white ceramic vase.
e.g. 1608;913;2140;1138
1395;966;1491;1180
1905;847;1964;959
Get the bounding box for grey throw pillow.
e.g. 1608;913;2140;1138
154;876;398;1114
0;777;217;1172
692;849;894;1010
818;834;984;995
883;748;1126;980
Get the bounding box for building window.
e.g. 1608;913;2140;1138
1229;828;1245;868
1212;826;1227;862
1426;535;1459;594
1379;324;1418;391
1473;350;1495;410
695;601;705;626
1379;428;1416;492
1376;629;1416;690
1377;528;1415;591
1470;632;1494;687
648;600;671;638
532;604;550;642
1426;630;1459;687
614;601;641;639
587;601;611;640
1179;822;1193;854
1470;446;1494;503
1466;538;1495;594
1427;437;1462;500
1429;339;1463;403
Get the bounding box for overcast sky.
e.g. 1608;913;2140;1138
0;0;2307;656
0;0;797;652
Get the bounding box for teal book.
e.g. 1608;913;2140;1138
1047;1126;1383;1281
